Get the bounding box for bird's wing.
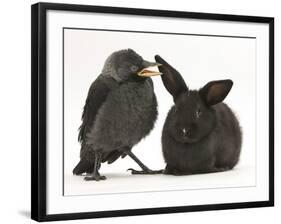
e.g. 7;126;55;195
78;75;118;143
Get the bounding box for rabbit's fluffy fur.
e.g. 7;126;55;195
155;55;242;175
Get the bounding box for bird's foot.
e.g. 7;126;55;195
127;168;163;175
84;174;106;181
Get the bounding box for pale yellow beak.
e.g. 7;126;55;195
137;62;162;77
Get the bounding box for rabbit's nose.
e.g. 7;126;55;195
182;128;189;136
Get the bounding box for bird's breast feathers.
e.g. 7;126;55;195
86;78;157;148
102;79;155;119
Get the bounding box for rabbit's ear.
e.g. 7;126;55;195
155;55;188;101
200;79;233;106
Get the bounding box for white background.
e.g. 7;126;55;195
64;28;256;196
0;0;280;223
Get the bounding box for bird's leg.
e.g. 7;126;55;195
125;150;163;175
84;150;106;181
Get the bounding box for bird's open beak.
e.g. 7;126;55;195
137;61;162;77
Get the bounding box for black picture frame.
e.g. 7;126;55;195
31;2;274;222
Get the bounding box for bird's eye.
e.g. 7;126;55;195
130;65;138;72
196;108;202;118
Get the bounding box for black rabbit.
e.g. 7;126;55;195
155;55;242;175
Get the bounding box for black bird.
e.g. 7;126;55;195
73;49;163;181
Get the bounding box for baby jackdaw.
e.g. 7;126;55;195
73;49;162;181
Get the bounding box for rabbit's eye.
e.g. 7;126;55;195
196;109;202;118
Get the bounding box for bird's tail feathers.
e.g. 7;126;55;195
72;159;93;175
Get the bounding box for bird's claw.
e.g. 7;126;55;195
127;168;163;175
84;175;106;181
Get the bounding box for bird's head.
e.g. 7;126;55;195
102;49;162;82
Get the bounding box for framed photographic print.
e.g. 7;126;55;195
31;2;274;222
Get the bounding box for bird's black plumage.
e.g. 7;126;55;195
78;76;115;143
73;76;119;175
73;49;162;180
